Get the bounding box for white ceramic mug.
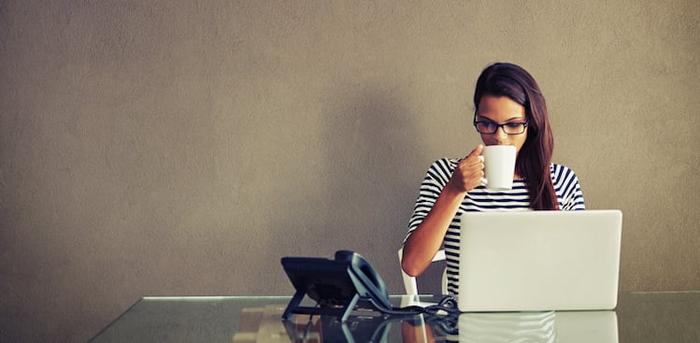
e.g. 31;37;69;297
481;145;517;190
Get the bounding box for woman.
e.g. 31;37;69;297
401;62;585;295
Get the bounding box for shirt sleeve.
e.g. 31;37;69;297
560;169;586;211
403;159;453;245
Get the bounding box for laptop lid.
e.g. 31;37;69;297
457;210;622;311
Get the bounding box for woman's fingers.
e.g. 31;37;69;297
459;144;484;167
457;163;484;189
462;156;485;173
467;144;484;159
453;144;485;192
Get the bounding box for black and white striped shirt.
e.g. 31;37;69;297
403;158;586;294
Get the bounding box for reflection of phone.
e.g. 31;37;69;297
281;250;392;321
283;311;394;342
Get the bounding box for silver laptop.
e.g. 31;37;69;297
457;210;622;311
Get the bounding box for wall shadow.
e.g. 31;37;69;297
265;83;447;295
316;85;440;294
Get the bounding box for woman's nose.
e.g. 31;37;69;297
495;127;509;144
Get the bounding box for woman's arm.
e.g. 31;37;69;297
401;145;484;277
401;186;465;276
558;166;586;211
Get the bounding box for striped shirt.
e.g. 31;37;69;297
403;158;586;294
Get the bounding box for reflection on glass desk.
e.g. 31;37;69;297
90;292;700;342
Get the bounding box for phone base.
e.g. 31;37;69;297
282;291;360;322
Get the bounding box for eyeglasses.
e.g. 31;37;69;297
473;118;529;135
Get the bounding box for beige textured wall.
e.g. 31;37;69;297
1;0;698;341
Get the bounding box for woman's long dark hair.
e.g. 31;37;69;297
473;62;559;210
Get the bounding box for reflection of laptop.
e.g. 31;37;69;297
454;310;618;343
457;210;622;312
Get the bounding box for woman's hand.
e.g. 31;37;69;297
447;144;484;193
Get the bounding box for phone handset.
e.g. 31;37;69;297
335;250;392;311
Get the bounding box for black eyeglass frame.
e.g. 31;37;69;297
472;116;529;135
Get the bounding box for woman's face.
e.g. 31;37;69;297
475;95;528;155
